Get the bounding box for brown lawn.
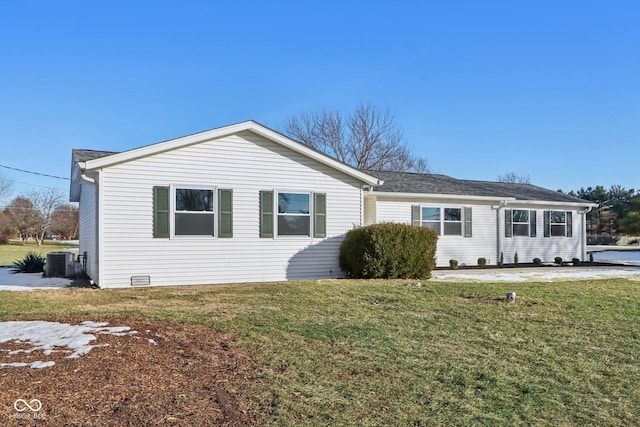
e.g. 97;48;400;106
0;317;256;426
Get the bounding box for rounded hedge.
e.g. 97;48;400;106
339;223;437;279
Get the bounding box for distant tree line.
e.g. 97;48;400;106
0;188;78;245
564;185;640;242
496;171;640;242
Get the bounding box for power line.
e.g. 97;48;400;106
0;164;70;180
3;177;67;192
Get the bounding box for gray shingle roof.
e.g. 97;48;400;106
371;171;589;203
71;149;588;204
73;149;119;163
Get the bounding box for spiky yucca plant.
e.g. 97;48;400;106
12;252;46;274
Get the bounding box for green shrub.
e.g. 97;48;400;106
499;251;504;266
572;258;581;265
449;259;459;270
514;252;519;265
554;256;563;265
339;223;437;279
12;252;46;274
477;257;487;267
533;257;542;265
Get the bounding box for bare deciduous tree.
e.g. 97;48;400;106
50;203;79;239
497;171;531;184
28;188;64;246
0;210;12;243
0;172;12;204
6;197;39;244
283;102;429;172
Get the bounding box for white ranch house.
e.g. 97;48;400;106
70;121;595;288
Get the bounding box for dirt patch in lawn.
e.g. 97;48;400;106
0;317;257;426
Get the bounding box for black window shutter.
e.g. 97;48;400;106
153;186;170;238
505;209;512;238
464;207;472;237
260;191;274;238
314;193;327;238
411;205;420;226
566;211;572;237
544;211;551;237
530;210;537;237
218;189;233;238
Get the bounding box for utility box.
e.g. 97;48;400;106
46;252;76;277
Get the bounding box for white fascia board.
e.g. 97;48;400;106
367;191;516;203
367;192;596;208
82;120;380;186
247;124;380;186
82;121;256;170
503;200;598;208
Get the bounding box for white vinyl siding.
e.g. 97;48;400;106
364;197;376;225
78;181;98;280
501;207;582;264
372;198;496;267
94;131;362;288
369;199;586;267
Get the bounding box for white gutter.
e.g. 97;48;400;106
580;206;594;260
367;191;516;202
495;200;509;266
80;172;95;184
506;200;598;208
367;192;596;208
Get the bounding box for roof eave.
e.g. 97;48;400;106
505;200;598;208
367;191;517;202
367;191;597;207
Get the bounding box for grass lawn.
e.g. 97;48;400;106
1;277;639;425
0;240;78;267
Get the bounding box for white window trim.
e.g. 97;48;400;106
511;209;530;237
420;206;464;237
549;210;567;237
275;190;313;238
170;184;218;239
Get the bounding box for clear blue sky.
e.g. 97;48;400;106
1;0;638;203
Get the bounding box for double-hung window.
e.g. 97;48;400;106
260;190;326;238
443;208;462;235
175;188;215;236
512;209;530;236
505;209;536;237
277;192;311;236
544;210;572;237
421;207;441;234
413;206;471;237
152;186;233;238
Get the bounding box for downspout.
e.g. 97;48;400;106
360;185;366;226
496;200;508;266
580;206;593;261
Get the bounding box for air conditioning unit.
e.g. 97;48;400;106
46;252;76;277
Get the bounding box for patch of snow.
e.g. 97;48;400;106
0;268;72;291
0;320;136;369
147;338;158;346
30;360;56;369
589;250;640;266
432;266;640;282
